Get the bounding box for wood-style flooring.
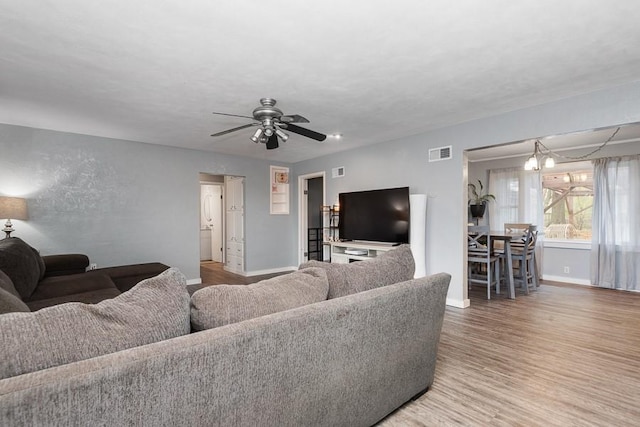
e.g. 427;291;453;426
192;261;287;293
379;281;640;426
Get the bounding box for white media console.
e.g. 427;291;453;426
327;193;426;277
330;241;397;264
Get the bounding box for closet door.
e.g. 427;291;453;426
225;176;245;273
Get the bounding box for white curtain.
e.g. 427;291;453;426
590;155;640;290
489;168;544;270
488;168;544;229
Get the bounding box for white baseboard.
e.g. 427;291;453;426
446;297;470;308
186;278;202;285
542;275;592;286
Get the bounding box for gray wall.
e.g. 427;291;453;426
3;80;640;303
0;124;296;281
468;139;639;284
293;80;640;307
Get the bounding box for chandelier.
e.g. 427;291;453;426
524;127;620;171
524;140;554;171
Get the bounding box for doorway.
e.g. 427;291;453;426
298;172;326;264
199;174;224;263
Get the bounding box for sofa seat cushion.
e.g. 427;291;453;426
25;272;118;302
299;244;415;299
0;268;190;379
190;267;329;331
25;288;122;311
0;237;44;299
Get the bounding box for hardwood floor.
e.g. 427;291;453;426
195;261;287;290
379;281;640;426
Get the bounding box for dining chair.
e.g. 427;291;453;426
467;225;501;299
504;224;538;294
504;223;531;250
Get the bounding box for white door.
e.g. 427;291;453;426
225;176;245;273
210;185;223;262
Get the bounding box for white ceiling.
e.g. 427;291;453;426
2;0;640;163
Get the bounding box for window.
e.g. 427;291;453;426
488;167;543;234
542;161;593;240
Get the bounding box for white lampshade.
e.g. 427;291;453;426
0;197;28;220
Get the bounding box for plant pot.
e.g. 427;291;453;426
470;203;486;218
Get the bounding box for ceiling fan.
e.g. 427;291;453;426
211;98;327;150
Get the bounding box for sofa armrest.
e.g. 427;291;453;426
42;254;90;277
90;262;169;292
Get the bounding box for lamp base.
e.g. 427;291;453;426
3;219;14;238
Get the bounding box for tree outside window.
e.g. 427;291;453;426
542;161;593;240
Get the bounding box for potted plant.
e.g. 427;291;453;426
468;179;495;218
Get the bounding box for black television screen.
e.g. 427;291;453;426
338;187;410;244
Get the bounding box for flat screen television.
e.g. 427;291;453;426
338;187;410;244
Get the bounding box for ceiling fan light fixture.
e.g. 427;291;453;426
250;128;263;143
275;128;289;142
211;98;327;150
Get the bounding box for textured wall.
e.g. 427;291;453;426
0;125;295;281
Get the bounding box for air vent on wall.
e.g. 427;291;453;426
428;145;452;162
332;166;345;178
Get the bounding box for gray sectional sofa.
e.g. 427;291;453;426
0;244;450;426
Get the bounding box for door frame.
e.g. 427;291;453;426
297;171;326;265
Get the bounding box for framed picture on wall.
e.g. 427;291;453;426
275;171;289;184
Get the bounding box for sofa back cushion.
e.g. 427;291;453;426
299;244;415;299
1;269;30;313
0;238;44;299
0;268;190;379
190;267;329;331
0;288;30;315
0;268;21;298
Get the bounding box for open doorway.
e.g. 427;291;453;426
199;173;224;265
199;173;246;282
298;172;326;265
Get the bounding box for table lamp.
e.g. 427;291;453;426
0;196;28;238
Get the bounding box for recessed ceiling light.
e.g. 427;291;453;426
330;133;343;139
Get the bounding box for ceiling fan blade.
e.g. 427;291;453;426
266;134;279;150
285;124;327;142
210;123;254;137
211;111;254;120
280;114;310;124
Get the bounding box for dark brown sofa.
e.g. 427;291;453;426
0;237;168;312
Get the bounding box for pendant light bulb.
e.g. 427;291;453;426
275;128;289;142
545;156;555;168
250;128;263;143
